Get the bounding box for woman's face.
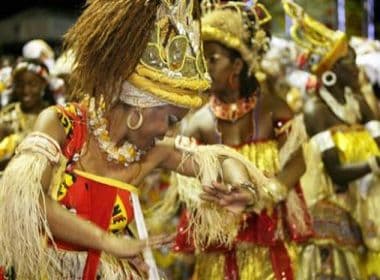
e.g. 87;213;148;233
13;71;47;109
332;47;359;90
204;42;235;96
129;105;189;150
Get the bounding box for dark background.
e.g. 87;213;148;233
0;0;379;57
0;0;86;19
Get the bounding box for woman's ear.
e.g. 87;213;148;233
232;58;244;76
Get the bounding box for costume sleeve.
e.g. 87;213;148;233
167;136;279;249
365;120;380;139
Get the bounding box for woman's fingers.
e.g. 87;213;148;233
147;232;175;248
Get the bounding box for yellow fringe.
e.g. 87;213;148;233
297;244;361;279
174;142;274;249
278;114;308;169
174;173;241;249
202;26;243;54
193;245;275;280
300;141;334;208
0;152;57;278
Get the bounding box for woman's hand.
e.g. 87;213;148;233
103;233;175;258
200;181;257;215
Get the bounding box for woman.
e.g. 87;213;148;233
174;2;311;279
284;1;380;278
0;0;268;279
0;58;52;169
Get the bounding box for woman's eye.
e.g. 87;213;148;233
168;115;179;126
207;54;221;64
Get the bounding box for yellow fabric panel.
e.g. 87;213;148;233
108;195;129;233
236;245;275;280
194;246;275;280
73;169;139;194
332;130;380;164
235;140;280;176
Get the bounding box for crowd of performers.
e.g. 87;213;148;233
0;0;380;279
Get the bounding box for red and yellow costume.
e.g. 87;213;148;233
171;2;312;279
174;101;312;279
47;103;138;278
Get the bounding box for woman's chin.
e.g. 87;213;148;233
137;140;155;151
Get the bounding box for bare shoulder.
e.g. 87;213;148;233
181;105;215;137
33;106;66;146
303;97;330;135
262;93;293;120
355;94;377;122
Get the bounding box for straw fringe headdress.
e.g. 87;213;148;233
201;0;271;74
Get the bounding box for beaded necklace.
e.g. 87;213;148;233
87;98;145;167
210;94;257;122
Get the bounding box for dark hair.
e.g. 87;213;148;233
226;48;260;99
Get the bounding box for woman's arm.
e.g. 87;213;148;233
157;137;262;213
321;148;372;191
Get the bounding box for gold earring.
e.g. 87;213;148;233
127;109;144;130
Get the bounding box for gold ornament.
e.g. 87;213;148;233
127;0;211;109
282;0;348;76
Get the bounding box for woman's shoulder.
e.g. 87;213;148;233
33;106;69;147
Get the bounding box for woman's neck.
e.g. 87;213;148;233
216;89;241;103
104;104;128;147
21;102;44;115
326;85;346;104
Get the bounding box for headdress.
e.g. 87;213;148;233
22;39;55;71
13;60;50;82
201;0;271;74
51;49;75;77
282;0;348;76
65;0;210;109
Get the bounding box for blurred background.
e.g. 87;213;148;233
0;0;379;61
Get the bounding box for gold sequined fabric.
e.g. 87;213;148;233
194;245;275;280
194;141;282;280
235;140;280;175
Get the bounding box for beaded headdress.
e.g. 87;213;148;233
13;61;50;82
201;0;271;74
282;0;348;76
65;0;210;110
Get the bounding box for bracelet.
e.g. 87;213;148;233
264;180;288;203
239;182;259;212
368;156;380;176
240;182;259;202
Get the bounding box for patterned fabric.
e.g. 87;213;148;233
51;103;137;278
53;103;134;235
